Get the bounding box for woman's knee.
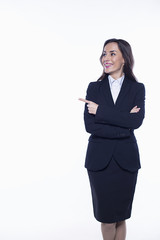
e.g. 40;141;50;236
116;221;126;227
101;222;116;231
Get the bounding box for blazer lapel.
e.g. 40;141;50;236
100;76;131;108
115;76;131;107
101;77;114;107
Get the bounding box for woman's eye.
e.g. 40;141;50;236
102;52;106;56
111;53;116;56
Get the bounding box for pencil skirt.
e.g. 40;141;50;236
87;158;138;223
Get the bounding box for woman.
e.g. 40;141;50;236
79;38;145;240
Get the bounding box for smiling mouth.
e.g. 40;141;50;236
104;63;113;68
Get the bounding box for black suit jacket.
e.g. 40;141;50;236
84;76;145;172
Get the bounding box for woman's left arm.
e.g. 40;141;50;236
95;83;145;129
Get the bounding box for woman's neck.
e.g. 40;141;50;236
110;72;124;80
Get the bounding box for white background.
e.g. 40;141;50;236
0;0;159;239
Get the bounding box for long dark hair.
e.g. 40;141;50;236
98;38;137;81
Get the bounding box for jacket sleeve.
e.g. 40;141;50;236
95;83;145;129
84;82;131;139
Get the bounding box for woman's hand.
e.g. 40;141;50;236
79;98;99;115
130;106;140;113
79;99;140;115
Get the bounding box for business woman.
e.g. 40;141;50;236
79;38;145;240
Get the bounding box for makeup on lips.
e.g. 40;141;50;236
103;62;113;69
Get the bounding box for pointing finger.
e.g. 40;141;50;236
78;98;91;104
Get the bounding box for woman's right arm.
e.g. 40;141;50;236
83;82;131;139
95;83;145;129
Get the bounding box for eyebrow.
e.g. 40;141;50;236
103;50;117;53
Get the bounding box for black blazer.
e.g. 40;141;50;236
84;76;145;172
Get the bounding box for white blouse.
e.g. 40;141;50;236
108;74;125;103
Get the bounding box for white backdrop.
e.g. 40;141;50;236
0;0;160;239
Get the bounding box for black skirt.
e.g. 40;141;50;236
87;158;138;223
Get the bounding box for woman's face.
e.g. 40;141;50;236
101;42;125;79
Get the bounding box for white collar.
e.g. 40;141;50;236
108;74;125;86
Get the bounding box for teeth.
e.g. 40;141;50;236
104;63;112;66
104;63;112;68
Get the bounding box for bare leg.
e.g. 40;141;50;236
101;223;116;240
115;221;126;240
